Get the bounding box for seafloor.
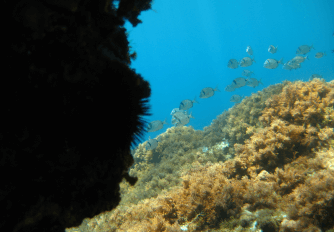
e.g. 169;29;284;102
68;79;334;232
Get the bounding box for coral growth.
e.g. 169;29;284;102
204;81;288;157
119;126;221;206
68;79;334;232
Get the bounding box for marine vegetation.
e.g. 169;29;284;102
68;79;334;232
204;81;288;157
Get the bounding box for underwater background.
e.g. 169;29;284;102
125;0;334;143
67;0;334;231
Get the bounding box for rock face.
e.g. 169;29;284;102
1;0;152;231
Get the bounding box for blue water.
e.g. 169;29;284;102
125;0;334;144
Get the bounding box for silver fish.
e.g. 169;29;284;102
241;70;254;77
225;84;236;92
315;52;326;58
282;62;301;71
263;58;283;69
145;137;161;150
289;56;308;64
246;46;253;56
170;108;186;115
227;59;239;69
239;57;255;67
230;95;243;103
268;45;278;54
179;97;198;110
199;85;220;98
232;77;247;88
147;119;168;132
296;44;314;55
172;111;194;126
246;78;262;88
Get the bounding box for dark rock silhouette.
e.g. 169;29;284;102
1;0;152;231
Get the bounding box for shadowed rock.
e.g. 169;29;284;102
1;0;152;231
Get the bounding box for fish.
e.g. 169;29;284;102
289;56;308;64
282;62;301;71
241;70;254;77
227;59;239;69
263;58;283;69
147;119;168;132
332;49;334;53
232;77;247;88
246;78;262;88
309;74;323;80
296;44;314;55
179;97;198;110
246;46;253;56
315;52;326;58
230;94;243;103
145;137;161;150
171;111;194;126
199;85;220;98
268;45;278;54
239;57;255;67
224;84;237;92
170;108;186;115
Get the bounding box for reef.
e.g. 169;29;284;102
203;81;288;158
1;0;152;231
72;79;334;232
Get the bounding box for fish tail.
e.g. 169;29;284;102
324;52;327;56
163;118;168;125
306;55;309;60
193;96;199;104
215;85;221;92
259;78;263;85
311;44;315;50
279;58;284;64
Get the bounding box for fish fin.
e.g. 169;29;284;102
193;96;199;104
214;85;221;92
163;118;168;125
324;52;327;56
259;78;263;85
189;112;195;119
279;58;284;64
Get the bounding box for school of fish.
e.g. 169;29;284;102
142;33;333;151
